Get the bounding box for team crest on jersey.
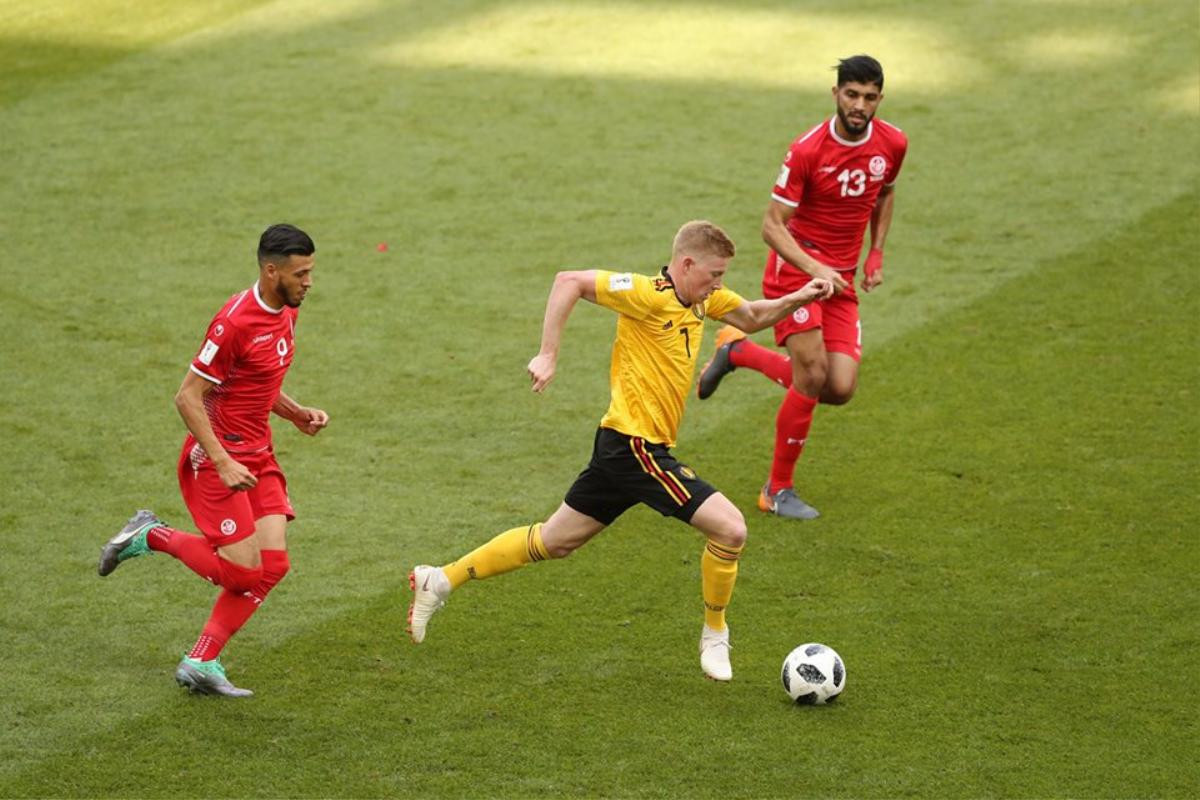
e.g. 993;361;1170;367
869;156;887;177
214;324;224;337
793;307;810;324
220;519;238;536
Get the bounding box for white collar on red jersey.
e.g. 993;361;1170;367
828;117;873;147
252;281;284;314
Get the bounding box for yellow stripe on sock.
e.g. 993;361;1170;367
705;541;743;561
526;523;548;562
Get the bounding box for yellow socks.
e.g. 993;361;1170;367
442;523;548;589
701;539;743;630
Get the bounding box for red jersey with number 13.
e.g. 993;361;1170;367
771;117;907;269
188;282;297;455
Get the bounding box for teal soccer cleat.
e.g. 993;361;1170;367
175;656;254;698
97;510;164;576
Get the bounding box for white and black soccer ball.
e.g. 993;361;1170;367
781;643;845;705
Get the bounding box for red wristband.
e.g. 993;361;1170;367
864;248;884;275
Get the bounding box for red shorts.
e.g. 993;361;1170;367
762;250;862;361
177;436;295;546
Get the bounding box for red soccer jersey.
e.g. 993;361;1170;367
771;117;908;269
189;283;297;454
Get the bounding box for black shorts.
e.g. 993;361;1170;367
563;428;718;525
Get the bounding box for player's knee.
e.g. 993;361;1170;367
821;375;857;405
217;559;264;594
727;520;748;550
791;359;826;395
710;513;748;550
821;386;855;405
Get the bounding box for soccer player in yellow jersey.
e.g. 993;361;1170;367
408;221;832;681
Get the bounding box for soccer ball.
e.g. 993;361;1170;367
781;643;845;705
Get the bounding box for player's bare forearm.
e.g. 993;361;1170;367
861;187;895;293
176;376;258;489
722;280;834;333
869;186;896;251
273;390;329;435
175;372;232;466
536;271;596;356
529;270;596;392
762;216;826;278
762;201;850;293
272;391;301;422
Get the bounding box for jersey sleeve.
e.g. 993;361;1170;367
594;271;661;320
190;314;240;384
705;286;746;320
770;140;810;207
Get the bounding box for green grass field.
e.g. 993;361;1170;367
2;1;1197;797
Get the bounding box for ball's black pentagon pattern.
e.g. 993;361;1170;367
797;663;827;684
783;643;845;705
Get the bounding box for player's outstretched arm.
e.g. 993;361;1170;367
762;200;849;293
528;270;598;393
175;371;257;490
272;391;329;436
718;279;834;334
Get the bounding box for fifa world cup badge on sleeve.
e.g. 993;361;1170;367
198;339;219;365
609;273;633;292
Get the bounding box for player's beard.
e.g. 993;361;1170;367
837;107;872;136
282;284;306;307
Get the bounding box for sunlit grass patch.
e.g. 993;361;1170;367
374;2;981;92
1013;29;1134;67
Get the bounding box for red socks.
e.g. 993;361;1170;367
769;388;818;494
721;341;818;494
188;549;291;661
147;527;262;592
729;340;793;388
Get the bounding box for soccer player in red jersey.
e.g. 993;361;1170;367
697;55;908;520
98;224;329;696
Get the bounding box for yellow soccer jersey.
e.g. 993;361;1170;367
594;268;745;446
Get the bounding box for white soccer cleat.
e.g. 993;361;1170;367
407;565;451;644
699;624;733;681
